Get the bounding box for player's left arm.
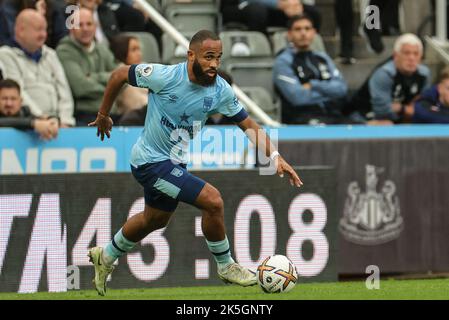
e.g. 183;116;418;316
236;116;303;187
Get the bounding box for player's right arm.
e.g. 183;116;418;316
88;65;130;141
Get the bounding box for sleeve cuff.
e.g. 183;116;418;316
226;108;249;123
128;64;138;86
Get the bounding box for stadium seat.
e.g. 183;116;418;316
161;32;193;64
219;31;275;98
164;3;221;33
124;32;161;63
240;86;280;122
145;0;162;12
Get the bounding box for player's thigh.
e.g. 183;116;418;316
193;182;224;212
175;173;207;205
131;161;181;212
160;166;223;213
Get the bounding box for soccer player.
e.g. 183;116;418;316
88;30;303;296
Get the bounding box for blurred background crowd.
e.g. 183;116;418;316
0;0;448;141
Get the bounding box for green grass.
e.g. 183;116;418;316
1;278;449;300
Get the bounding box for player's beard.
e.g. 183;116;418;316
193;59;217;86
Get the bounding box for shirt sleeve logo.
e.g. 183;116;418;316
141;64;154;77
233;95;239;106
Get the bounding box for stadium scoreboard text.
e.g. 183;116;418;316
0;168;337;292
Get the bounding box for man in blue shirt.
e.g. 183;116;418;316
412;66;449;124
346;33;431;124
87;30;302;296
221;0;321;35
273;14;349;124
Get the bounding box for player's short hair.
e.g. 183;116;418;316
287;14;315;30
438;66;449;83
189;30;220;49
393;33;423;54
0;79;21;94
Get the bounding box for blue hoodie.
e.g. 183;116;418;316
413;85;449;123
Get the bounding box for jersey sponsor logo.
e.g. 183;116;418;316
339;164;403;245
170;167;184;177
160;116;195;136
202;97;213;113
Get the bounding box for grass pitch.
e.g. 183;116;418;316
0;278;448;300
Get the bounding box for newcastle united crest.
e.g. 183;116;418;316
339;164;403;245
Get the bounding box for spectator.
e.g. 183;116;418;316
67;0;120;43
412;66;449;124
0;0;22;46
107;0;162;49
221;0;321;35
0;0;9;46
56;7;118;125
273;14;349;125
67;0;162;47
361;0;401;54
0;9;75;126
334;0;356;64
117;103;146;126
109;34;147;116
0;78;59;140
345;33;431;125
0;0;68;49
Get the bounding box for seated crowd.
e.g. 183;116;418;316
0;1;448;139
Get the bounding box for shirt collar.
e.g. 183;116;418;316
70;35;96;52
12;39;43;63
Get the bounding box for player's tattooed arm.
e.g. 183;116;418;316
237;117;303;187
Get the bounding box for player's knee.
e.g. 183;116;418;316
206;191;224;215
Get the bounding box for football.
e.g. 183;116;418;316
256;255;298;293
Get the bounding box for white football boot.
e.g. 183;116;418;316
218;263;257;287
88;247;114;296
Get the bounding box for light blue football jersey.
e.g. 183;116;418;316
128;62;248;166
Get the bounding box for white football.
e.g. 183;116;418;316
256;255;298;293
